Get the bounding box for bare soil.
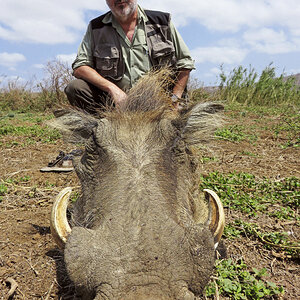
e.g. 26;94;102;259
0;109;299;299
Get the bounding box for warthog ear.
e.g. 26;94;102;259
47;109;99;143
177;102;224;146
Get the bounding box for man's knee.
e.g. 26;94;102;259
65;79;87;98
64;79;94;108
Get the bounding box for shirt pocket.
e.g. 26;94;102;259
152;40;176;66
94;44;120;79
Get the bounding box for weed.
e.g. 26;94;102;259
269;206;297;220
241;150;256;157
200;172;299;219
43;181;56;188
215;125;257;143
0;183;8;195
201;156;217;163
272;114;300;148
70;191;80;203
0;182;8;202
223;223;242;239
205;258;284;299
223;220;299;259
16;176;31;183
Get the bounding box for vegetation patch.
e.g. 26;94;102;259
224;220;299;259
200;172;299;219
205;258;284;299
272;114;300;148
0;112;60;146
218;64;299;106
215;125;257;143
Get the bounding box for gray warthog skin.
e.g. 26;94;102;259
52;75;224;300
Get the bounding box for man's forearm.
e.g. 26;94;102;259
172;69;191;98
73;66;116;94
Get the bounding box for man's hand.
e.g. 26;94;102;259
107;85;128;108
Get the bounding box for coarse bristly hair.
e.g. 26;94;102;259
102;68;175;117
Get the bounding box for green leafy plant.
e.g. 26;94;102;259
215;125;257;143
205;259;284;299
0;183;8;195
70;191;80;203
200;172;299;219
201;156;217;163
241;150;257;157
0;182;8;202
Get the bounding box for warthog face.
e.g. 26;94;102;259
50;73;225;300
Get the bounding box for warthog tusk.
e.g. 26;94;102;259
204;189;225;249
50;187;72;249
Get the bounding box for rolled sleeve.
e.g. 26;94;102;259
170;22;195;70
72;23;95;70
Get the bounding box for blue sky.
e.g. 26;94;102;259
1;0;300;87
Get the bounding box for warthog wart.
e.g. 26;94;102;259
50;72;225;300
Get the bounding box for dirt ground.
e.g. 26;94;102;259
0;109;299;299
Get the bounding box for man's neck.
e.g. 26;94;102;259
116;9;138;41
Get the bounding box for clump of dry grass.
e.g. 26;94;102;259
0;59;72;112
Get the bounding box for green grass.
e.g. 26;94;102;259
215;125;257;143
205;259;284;299
0;124;61;144
0;112;60;146
200;172;299;219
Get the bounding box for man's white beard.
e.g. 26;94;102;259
112;1;137;22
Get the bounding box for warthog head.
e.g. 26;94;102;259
50;72;225;300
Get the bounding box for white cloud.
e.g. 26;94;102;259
33;64;44;69
191;46;248;65
202;67;222;79
243;28;299;54
141;0;300;33
0;0;299;45
56;53;77;66
210;67;222;75
0;0;108;44
0;52;26;68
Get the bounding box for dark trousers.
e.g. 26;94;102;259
64;79;113;114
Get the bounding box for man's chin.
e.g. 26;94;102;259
113;8;135;21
